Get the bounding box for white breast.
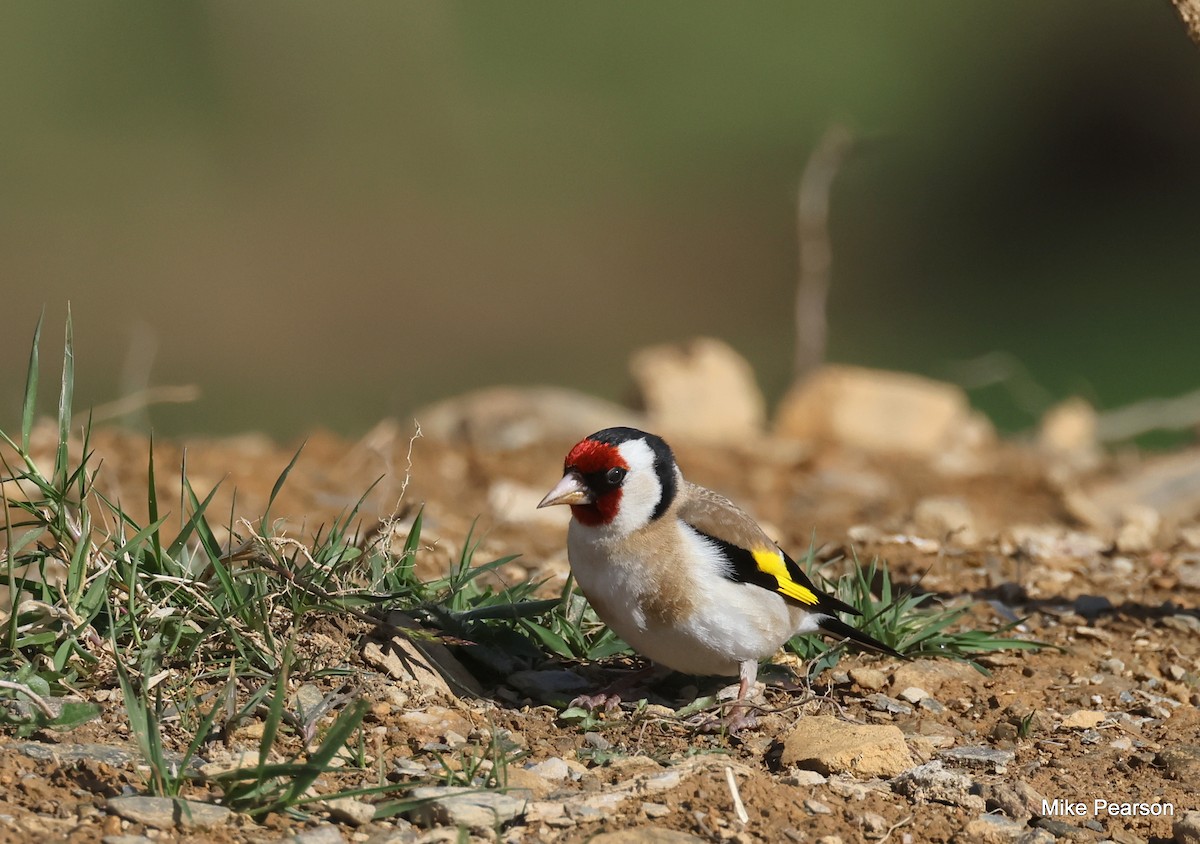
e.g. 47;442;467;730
567;517;808;677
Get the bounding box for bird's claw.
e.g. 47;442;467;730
568;693;623;713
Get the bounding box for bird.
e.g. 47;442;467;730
538;426;900;724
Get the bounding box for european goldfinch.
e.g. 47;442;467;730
538;426;900;716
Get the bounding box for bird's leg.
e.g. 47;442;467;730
722;660;760;733
693;660;761;734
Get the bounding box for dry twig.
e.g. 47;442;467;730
795;123;855;378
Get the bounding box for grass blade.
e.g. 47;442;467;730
54;307;74;490
20;310;44;453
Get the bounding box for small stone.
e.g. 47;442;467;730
1162;614;1200;634
288;825;346;844
526;757;572;782
1158;745;1200;781
1175;809;1200;844
641;802;671;819
918;698;946;715
1100;658;1126;675
291;684;326;719
979;781;1046;822
502;767;556;799
583;732;611;751
781;715;913;777
861;812;888;835
864;693;912;715
566;803;606;822
891;761;985;810
106;797;232;831
406;786;527;830
1060;710;1106;730
898;687;929;704
396;707;474;745
630;337;766;442
325;797;375;827
962;814;1031;843
848;667;888;691
783;769;827;786
1038;397;1099;467
1116;504;1162;553
937;746;1014;773
804;799;832;815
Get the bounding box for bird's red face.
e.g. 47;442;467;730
537;435;631;527
560;438;628;526
539;427;674;533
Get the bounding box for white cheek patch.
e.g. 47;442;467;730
608;439;662;535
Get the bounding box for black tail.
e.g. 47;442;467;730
817;614;903;658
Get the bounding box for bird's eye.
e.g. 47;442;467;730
605;467;627;486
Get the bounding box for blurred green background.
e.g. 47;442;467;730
3;2;1199;439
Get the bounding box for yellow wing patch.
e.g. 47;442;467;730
752;548;819;605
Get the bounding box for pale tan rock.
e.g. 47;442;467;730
912;496;979;545
848;666;888;692
780;715;913;777
415;386;645;451
1060;709;1106;729
397;706;474;746
1039;397;1100;467
1115;504;1162;553
325;796;376;826
775;365;985;460
501;766;557;799
629;337;766;442
962;814;1030;843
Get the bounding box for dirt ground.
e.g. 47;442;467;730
2;413;1199;844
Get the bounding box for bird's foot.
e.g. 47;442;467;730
568;692;623;713
687;701;759;735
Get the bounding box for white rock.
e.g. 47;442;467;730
325;797;375;826
775;365;990;461
1038;397;1100;468
629;337;766;442
1115;504;1161;553
406;786;528;830
526;757;572;782
1175;809;1200;844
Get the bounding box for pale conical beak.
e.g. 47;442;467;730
537;471;593;508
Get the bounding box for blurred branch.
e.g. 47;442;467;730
91;386;201;424
1095;386;1200;442
1171;0;1200;47
795;123;854;379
